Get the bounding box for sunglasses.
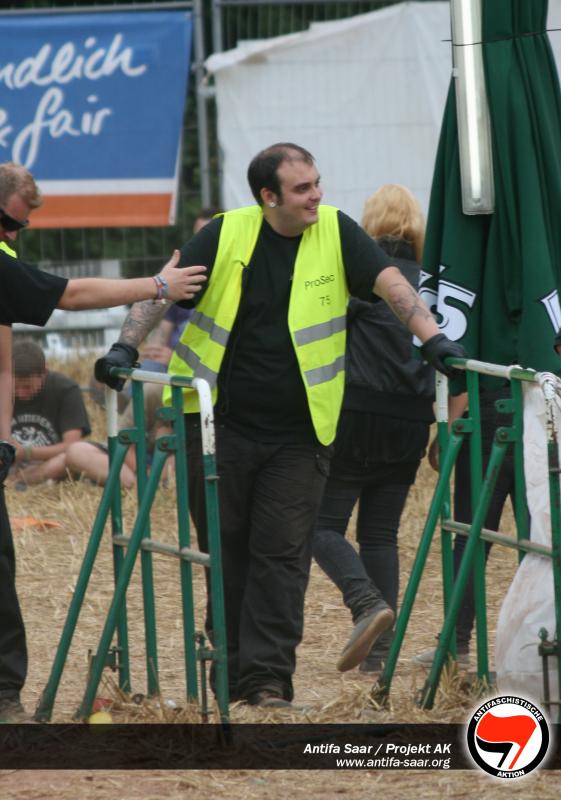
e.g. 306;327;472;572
0;208;29;232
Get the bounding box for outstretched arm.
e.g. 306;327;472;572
58;251;206;311
373;266;466;376
373;266;438;342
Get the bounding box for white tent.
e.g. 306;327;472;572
206;2;452;217
206;0;561;219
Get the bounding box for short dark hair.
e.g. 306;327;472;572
247;143;315;205
13;339;46;376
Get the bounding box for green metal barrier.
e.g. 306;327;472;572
35;369;229;724
376;358;561;722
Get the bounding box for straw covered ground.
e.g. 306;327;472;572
0;356;557;798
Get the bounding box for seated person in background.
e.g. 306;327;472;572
139;207;224;372
66;381;171;490
10;339;90;486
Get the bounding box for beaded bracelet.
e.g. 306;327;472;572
152;273;170;302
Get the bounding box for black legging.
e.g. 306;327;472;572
313;476;413;621
313;411;429;630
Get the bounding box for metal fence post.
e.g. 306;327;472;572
193;0;213;206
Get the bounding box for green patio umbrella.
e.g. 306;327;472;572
422;0;561;382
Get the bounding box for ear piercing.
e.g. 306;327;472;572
269;202;277;208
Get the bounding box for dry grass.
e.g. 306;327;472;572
2;356;555;798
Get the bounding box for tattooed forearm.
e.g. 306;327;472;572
385;282;433;328
118;300;170;347
373;266;437;339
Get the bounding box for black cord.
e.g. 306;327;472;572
443;27;561;46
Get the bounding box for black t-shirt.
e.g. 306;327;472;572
178;210;391;443
12;371;91;447
0;251;68;326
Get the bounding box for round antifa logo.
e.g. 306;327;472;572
466;695;549;779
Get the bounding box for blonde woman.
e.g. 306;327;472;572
313;185;435;674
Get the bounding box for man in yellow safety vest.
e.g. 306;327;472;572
95;143;465;709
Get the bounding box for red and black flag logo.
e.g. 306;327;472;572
466;696;549;778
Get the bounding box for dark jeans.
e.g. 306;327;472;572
313;411;428;667
0;487;27;697
186;418;330;702
313;467;418;623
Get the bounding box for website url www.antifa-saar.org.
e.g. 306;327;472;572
305;741;452;770
334;756;451;770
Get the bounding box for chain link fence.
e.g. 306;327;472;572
211;0;403;52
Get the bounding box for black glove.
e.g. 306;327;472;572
421;333;466;378
554;329;561;354
94;343;139;391
0;441;15;485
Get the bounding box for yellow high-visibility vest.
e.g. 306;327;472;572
164;204;349;445
0;241;17;257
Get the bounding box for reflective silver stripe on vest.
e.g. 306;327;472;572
293;314;346;346
175;341;219;387
190;310;230;347
304;354;345;387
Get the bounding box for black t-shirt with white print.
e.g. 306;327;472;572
12;372;91;448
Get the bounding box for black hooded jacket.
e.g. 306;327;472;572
344;237;435;421
333;238;435;467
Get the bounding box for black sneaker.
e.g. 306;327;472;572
337;607;395;673
246;689;293;709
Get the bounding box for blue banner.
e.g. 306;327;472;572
0;10;192;227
